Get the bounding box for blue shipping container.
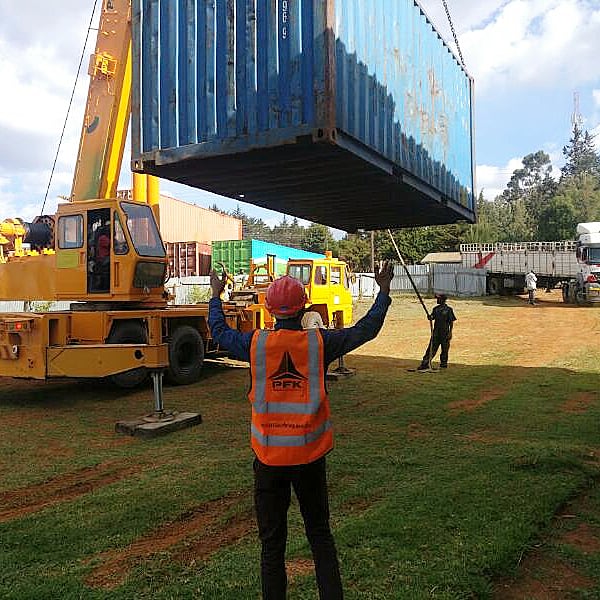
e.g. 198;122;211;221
131;0;475;232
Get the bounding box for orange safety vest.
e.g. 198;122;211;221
248;329;333;466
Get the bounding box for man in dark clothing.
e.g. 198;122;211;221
208;262;394;600
417;293;456;370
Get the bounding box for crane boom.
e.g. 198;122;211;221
71;0;132;202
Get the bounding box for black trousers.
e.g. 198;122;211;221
253;456;343;600
420;334;450;367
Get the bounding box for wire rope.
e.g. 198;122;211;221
40;0;100;214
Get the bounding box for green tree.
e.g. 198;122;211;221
301;223;336;254
462;191;503;243
561;125;600;181
271;216;305;248
537;195;578;241
554;176;600;225
501;151;557;239
337;233;371;271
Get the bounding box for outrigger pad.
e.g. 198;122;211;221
115;412;202;438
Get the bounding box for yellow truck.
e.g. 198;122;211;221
228;252;353;331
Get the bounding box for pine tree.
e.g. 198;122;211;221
561;125;600;181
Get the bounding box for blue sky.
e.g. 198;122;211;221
1;0;599;229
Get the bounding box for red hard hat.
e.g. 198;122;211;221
265;276;307;318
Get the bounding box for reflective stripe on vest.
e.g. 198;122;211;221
251;420;332;447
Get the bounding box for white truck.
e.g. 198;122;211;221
460;222;600;304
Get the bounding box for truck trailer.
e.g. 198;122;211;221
460;222;600;304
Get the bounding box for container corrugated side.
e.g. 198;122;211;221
132;0;475;231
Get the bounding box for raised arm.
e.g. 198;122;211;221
208;270;253;362
321;261;394;364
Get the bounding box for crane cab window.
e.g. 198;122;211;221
314;266;328;285
58;215;83;249
113;214;129;255
88;208;111;293
288;263;311;285
120;202;165;257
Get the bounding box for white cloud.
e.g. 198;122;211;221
460;0;600;92
594;90;600;107
477;146;564;200
477;158;524;200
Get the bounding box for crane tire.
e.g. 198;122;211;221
106;321;149;388
166;325;205;386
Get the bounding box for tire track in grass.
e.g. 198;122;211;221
85;490;253;589
85;487;383;590
0;461;143;522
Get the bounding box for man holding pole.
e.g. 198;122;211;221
417;294;456;370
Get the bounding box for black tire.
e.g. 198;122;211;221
488;277;501;295
165;325;205;385
106;321;149;388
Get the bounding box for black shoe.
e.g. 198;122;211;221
416;365;428;371
440;364;448;369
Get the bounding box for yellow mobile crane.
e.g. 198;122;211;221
0;0;353;388
0;0;239;387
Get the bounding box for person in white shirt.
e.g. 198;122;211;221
525;270;537;305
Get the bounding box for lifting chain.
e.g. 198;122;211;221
440;0;466;69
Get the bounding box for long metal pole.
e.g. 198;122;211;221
386;230;435;370
386;230;430;318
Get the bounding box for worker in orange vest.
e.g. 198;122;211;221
209;261;393;600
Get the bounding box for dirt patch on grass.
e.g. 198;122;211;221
287;558;314;581
561;522;600;554
493;484;600;598
447;387;506;413
493;554;594;599
407;422;432;439
174;509;255;565
85;489;253;589
0;461;143;523
560;392;597;414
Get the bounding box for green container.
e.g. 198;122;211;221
211;240;324;276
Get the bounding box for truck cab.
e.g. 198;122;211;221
569;222;600;304
287;252;353;327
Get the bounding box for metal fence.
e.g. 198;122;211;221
0;265;486;313
353;264;486;298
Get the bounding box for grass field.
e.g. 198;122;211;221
0;291;599;599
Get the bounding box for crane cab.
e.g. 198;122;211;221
54;198;167;304
0;198;168;305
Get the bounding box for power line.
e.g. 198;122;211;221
41;0;100;214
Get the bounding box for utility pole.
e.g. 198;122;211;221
370;231;375;273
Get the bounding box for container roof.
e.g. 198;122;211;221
421;252;462;264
